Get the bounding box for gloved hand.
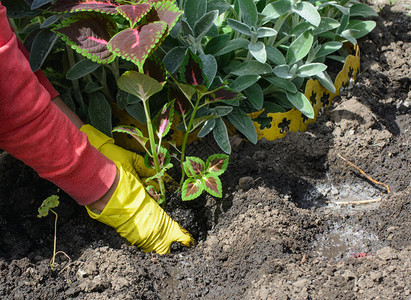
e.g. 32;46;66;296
80;124;155;183
80;125;195;254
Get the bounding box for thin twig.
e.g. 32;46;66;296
338;153;391;194
328;197;382;205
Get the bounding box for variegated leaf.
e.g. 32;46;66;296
183;156;205;178
206;154;229;175
52;12;117;64
144;146;171;169
179;49;208;87
150;1;183;30
182;178;204;201
203;173;223;198
112;125;148;147
154;100;175;138
116;4;152;28
143;55;167;85
207;84;243;102
146;185;162;203
51;0;118;15
168;85;191;115
107;21;167;70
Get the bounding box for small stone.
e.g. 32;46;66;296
238;176;254;190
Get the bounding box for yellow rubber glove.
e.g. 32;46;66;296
80;125;195;254
80;124;155;182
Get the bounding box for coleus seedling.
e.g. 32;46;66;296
181;154;229;201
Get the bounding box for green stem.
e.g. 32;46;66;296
179;94;202;187
66;46;86;113
100;67;114;102
142;100;166;198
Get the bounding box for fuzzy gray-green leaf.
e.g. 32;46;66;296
66;59;100;80
226;107;257;144
248;41;266;63
244;83;264;111
213;118;231;154
286;91;314;119
89;92;112;137
286;30;314;64
297;63;327;78
194;10;219;40
292;2;320;27
184;0;207;28
229;75;260;92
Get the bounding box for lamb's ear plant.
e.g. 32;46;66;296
37;195;71;283
163;0;377;126
181;154;229;201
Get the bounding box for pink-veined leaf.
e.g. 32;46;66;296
179;49;208;87
154;100;175;138
183;156;205;178
143;55;167;85
146;185;162;203
150;1;183;30
116;4;152;28
51;0;119;15
203;173;223;198
52;12;117;64
107;21;167;70
206;154;229;176
144;146;171;169
112;125;148;147
168;85;192;115
207;84;243;102
182;178;204;201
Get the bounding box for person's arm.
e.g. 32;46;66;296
0;3;117;205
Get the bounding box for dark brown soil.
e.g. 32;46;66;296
0;1;410;299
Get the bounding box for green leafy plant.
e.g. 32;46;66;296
163;0;377;126
37;195;71;283
181;154;229;201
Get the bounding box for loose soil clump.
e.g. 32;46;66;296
0;1;410;299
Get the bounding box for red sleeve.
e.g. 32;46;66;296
17;38;60;100
0;4;116;205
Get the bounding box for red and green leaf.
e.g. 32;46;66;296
146;185;163;204
51;0;119;15
179;49;208;87
207;84;243;102
203;173;223;198
181;178;204;201
183;156;205;178
112;125;148;147
144;146;171;169
154;100;175;138
52;12;117;64
206;154;229;175
143;55;167;85
116;4;152;28
107;21;167;70
150;1;182;30
168;85;191;115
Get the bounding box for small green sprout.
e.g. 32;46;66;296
37;195;71;283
